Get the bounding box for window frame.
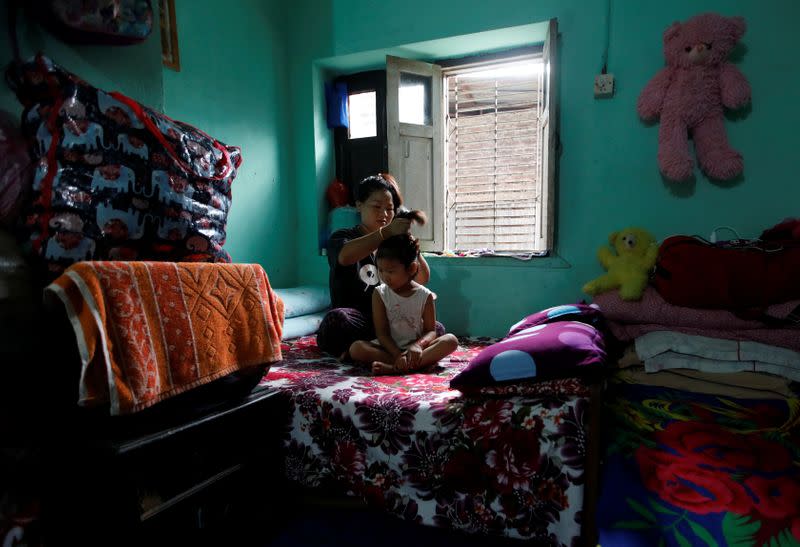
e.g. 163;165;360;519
441;51;544;253
385;18;559;256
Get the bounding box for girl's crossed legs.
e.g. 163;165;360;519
350;334;459;375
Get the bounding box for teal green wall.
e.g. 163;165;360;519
286;0;335;291
163;0;294;286
3;1;798;335
290;0;800;337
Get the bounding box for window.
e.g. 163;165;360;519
445;59;543;252
399;73;432;125
386;19;559;255
348;91;377;139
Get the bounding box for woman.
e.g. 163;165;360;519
316;173;441;357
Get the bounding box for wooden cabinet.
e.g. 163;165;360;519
40;388;288;546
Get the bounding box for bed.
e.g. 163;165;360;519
596;378;800;547
258;335;601;545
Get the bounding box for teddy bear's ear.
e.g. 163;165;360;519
663;21;681;43
729;16;746;41
608;231;619;245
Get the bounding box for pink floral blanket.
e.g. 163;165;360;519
258;336;592;544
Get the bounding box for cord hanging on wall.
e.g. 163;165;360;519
593;0;615;98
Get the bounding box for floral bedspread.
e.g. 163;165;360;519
258;336;592;545
597;382;800;547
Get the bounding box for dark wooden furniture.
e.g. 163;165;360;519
3;304;291;546
38;379;290;546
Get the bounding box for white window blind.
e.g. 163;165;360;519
445;59;543;252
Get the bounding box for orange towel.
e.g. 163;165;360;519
46;262;284;415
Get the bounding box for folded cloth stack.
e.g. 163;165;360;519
274;285;330;340
596;287;800;351
45;262;284;415
595;287;800;392
614;362;796;400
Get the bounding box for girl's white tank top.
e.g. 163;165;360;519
375;283;432;349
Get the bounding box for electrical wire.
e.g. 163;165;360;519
601;0;611;74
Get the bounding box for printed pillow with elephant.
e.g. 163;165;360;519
450;304;607;394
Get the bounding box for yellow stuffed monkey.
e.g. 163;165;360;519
583;227;658;301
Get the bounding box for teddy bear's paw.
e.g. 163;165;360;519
659;156;694;182
582;282;599;295
636;100;660;122
701;150;743;181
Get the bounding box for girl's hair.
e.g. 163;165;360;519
376;204;427;269
355;173;403;212
395;207;427;225
376;233;421;269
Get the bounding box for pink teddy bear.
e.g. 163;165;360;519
638;13;751;182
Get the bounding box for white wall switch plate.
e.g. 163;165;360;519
594;73;615;98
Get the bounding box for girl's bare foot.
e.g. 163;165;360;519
371;361;395;374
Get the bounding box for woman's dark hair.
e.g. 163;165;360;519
376;233;421;269
355;173;403;212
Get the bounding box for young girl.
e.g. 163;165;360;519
349;230;458;374
317;173;442;357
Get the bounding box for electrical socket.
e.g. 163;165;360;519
594;73;615;98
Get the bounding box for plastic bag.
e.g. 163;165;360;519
11;55;242;275
28;0;153;45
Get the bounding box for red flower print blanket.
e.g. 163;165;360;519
258;336;592;544
597;380;800;546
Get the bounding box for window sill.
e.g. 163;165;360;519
422;252;571;269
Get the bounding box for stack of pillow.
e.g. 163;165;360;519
450;304;608;394
274;286;331;340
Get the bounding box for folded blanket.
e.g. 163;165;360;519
273;285;330;319
608;322;800;352
614;367;796;399
46;262;284;415
635;331;798;363
634;331;800;382
595;287;800;330
646;352;800;382
282;312;326;340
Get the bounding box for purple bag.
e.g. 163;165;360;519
28;0;153;45
11;55;241;276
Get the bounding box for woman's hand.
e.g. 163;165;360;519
405;344;422;370
384;217;412;238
